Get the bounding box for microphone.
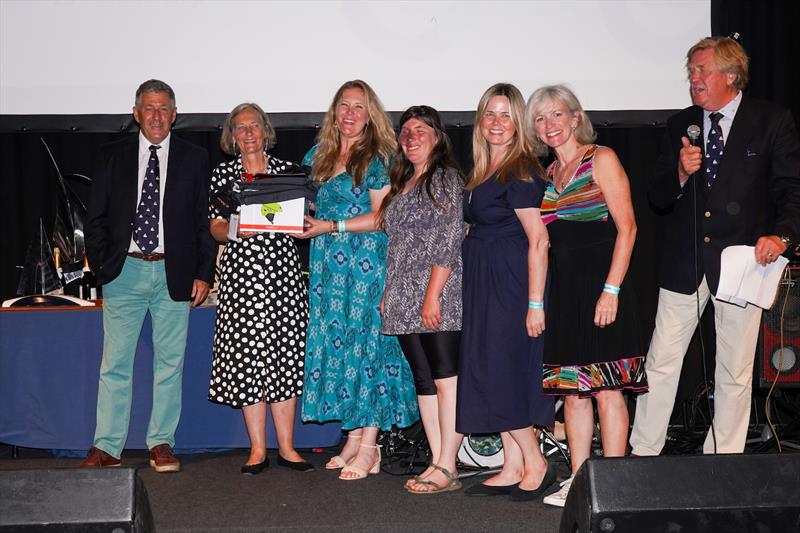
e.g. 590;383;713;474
686;124;701;146
682;125;702;187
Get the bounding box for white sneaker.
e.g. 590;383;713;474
542;476;573;507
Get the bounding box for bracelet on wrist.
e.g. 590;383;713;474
338;220;347;233
329;220;336;233
528;301;544;309
603;283;620;295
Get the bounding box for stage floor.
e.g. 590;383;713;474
0;445;565;532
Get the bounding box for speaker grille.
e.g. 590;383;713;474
759;267;800;388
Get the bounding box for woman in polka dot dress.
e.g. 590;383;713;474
208;103;312;474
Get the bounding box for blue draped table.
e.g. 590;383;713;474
0;305;341;451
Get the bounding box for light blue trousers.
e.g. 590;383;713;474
93;256;190;458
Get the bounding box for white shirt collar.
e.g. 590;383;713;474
704;91;742;122
138;131;171;155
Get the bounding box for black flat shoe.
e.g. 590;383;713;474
241;457;269;475
509;461;557;502
277;455;315;472
464;481;519;497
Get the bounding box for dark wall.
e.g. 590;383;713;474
4;116;725;414
0;115;665;346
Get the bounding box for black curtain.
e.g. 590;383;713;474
0;121;668;405
0;124;661;301
711;0;800;123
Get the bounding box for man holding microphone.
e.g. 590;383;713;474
630;36;800;455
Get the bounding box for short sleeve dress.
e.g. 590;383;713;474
539;145;647;396
381;166;467;335
300;146;419;431
456;174;555;434
208;155;308;407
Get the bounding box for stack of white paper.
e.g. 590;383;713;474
716;245;789;309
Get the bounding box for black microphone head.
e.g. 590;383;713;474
687;124;701;143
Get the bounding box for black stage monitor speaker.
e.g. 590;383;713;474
560;454;800;533
0;468;154;532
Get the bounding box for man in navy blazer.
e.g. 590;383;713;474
630;37;800;455
81;79;215;471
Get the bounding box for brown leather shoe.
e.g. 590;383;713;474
79;446;121;468
149;444;180;473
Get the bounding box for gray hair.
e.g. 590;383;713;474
219;102;277;156
135;79;176;108
526;84;596;157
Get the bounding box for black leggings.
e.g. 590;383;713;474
396;331;461;396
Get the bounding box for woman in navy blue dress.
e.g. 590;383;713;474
458;83;556;501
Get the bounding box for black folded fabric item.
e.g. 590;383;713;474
211;185;240;218
237;174;320;205
211;172;319;218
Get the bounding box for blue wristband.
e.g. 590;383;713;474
603;283;620;295
528;301;544;309
338;220;347;233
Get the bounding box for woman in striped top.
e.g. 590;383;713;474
526;84;647;507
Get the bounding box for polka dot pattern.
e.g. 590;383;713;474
207;155;308;407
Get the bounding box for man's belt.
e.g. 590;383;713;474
127;252;165;261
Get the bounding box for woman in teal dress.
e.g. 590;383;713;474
295;80;418;481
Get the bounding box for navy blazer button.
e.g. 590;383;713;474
704;211;711;218
703;236;711;243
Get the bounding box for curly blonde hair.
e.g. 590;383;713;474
311;80;396;186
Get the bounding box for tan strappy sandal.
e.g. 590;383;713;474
339;444;381;481
325;434;361;470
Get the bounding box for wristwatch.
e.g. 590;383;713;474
779;235;794;253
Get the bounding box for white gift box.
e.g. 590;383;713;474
236;197;305;234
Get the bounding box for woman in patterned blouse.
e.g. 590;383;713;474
378;106;467;494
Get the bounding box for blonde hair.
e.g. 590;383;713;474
466;83;542;191
311;80;396;186
219;102;276;156
526;84;596;157
687;36;749;91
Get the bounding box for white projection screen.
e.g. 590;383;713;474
0;0;710;115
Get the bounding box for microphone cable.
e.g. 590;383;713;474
764;266;794;453
687;124;717;453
